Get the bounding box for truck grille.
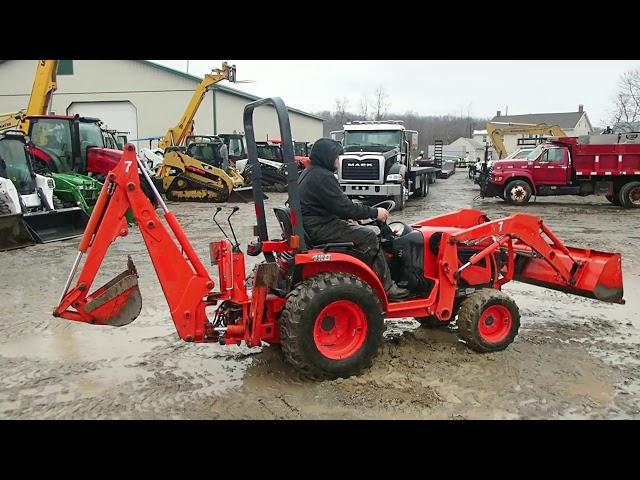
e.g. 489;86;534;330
341;157;380;181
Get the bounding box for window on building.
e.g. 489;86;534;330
57;60;74;75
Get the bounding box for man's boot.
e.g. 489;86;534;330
387;282;410;300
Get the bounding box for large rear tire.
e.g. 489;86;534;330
280;272;384;380
456;289;520;353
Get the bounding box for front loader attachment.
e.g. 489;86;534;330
23;207;89;243
513;245;624;304
0;213;36;251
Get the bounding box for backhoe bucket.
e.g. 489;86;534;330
23;207;89;243
82;258;142;327
0;213;36;251
514;245;624;304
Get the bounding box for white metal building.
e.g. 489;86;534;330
0;60;324;149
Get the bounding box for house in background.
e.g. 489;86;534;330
487;105;593;156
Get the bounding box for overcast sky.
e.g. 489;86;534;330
153;60;639;127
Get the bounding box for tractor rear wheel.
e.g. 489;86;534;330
280;272;384;380
456;289;520;353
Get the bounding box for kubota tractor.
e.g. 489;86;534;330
54;98;625;380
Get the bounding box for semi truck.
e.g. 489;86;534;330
332;120;436;210
481;133;640;208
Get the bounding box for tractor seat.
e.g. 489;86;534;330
272;206;374;267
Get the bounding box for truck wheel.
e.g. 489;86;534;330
504;180;532;205
456;289;520;353
393;184;406;211
414;177;428;198
618;181;640;209
279;272;385;380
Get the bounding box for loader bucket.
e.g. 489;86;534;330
0;213;36;251
514;245;624;304
23;207;89;243
83;259;142;326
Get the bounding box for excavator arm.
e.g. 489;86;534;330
0;61;58;133
158;62;236;150
487;121;566;159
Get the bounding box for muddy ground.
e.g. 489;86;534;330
0;171;638;419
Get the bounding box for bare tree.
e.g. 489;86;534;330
611;66;640;131
373;86;389;120
334;97;350;126
359;94;369;120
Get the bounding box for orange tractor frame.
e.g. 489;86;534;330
54;97;624;379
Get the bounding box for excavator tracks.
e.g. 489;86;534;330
165;173;230;203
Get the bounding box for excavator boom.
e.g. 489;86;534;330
158;62;236;149
487;121;567;159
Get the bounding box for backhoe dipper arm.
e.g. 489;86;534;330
158;62;236;149
54;145;216;342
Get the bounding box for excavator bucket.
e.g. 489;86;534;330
82;259;142;327
23;207;89;243
514;245;624;304
0;213;36;251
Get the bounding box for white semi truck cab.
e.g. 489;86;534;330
332;121;433;210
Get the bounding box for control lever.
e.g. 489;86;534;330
227;206;240;250
213;207;230;239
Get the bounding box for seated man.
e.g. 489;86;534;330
298;138;409;300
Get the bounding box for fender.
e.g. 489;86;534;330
295;251;388;311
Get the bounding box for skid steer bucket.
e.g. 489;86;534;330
23;207;89;243
229;185;256;202
82;259;142;327
0;213;36;251
514;245;624;304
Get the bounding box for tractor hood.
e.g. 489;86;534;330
52;172;101;189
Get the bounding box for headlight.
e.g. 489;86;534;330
47;178;55;189
386;174;403;182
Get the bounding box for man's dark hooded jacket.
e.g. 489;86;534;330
298;138;377;228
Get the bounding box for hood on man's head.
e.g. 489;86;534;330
310;138;344;170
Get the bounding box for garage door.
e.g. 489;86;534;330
67;101;138;148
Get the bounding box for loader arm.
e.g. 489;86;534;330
440;212;623;304
158;62;236;150
487;122;567;159
0;110;25;131
53;145;217;342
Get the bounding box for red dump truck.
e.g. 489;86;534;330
481;133;640;208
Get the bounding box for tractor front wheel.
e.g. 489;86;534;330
280;272;384;380
456;289;520;353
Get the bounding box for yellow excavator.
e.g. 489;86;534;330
0;60;58;134
157;62;250;202
487;121;567;159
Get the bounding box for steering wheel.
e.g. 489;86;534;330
358;199;396;226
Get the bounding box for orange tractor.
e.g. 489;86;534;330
54;98;625;380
